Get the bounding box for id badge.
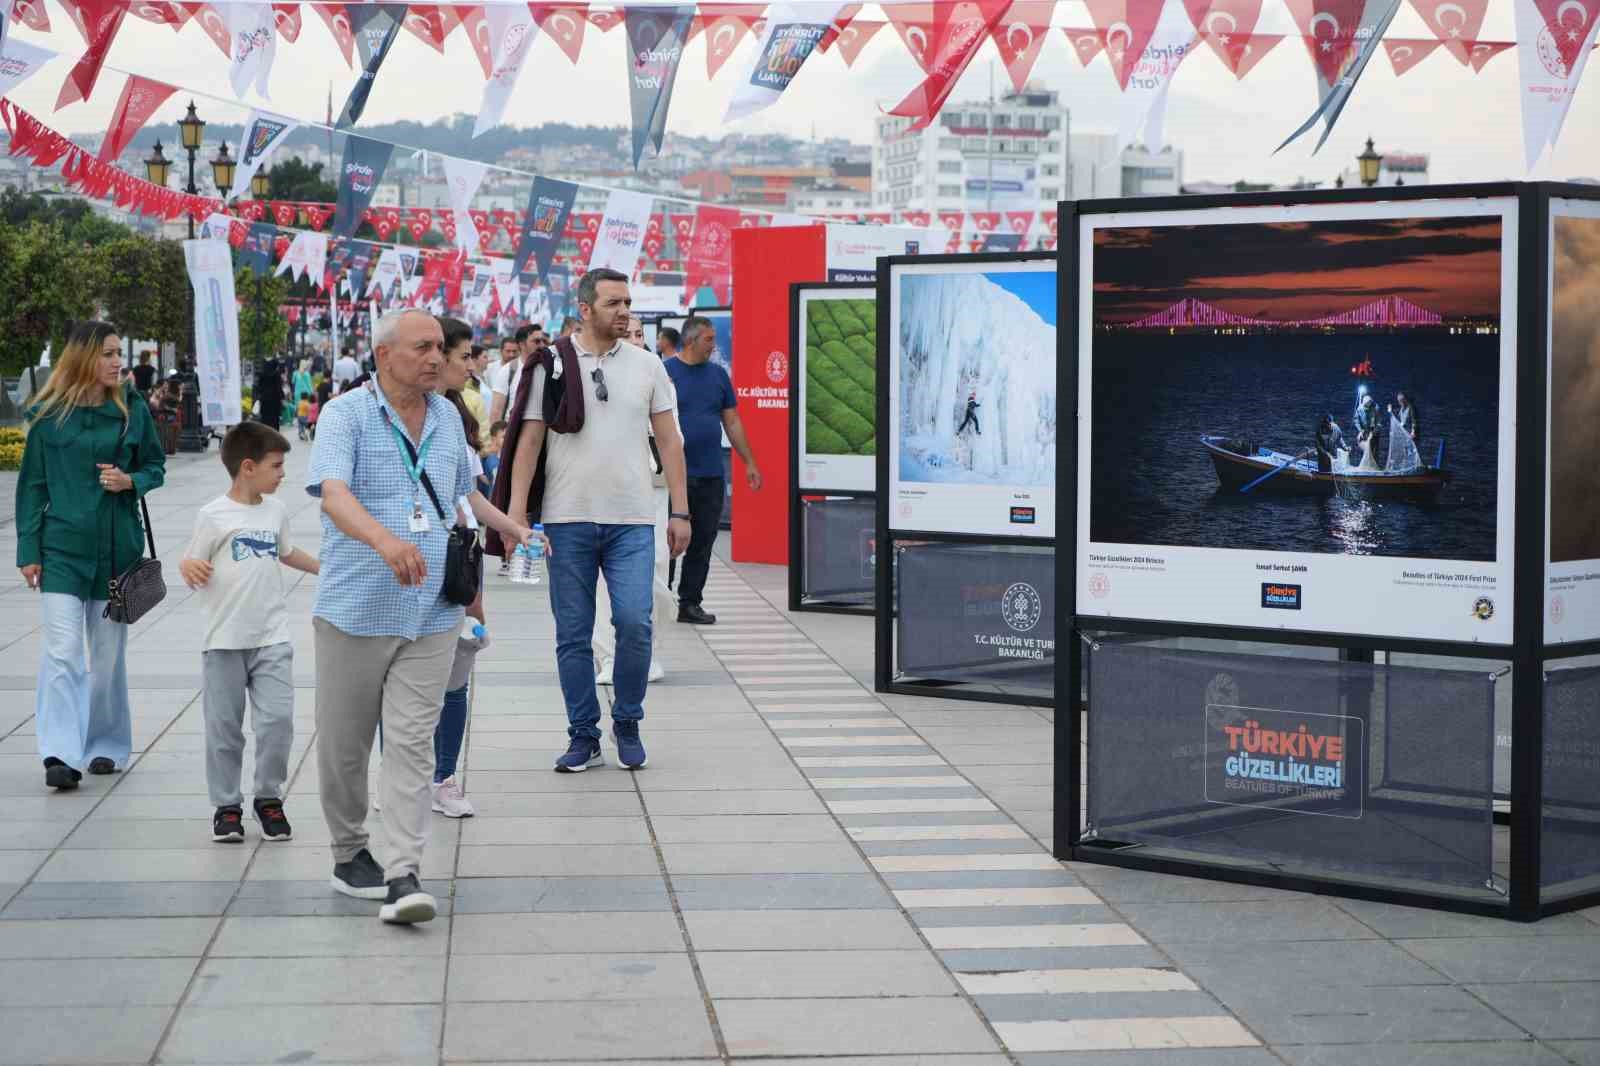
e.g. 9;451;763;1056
409;503;430;534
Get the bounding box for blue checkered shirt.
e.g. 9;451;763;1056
306;377;473;640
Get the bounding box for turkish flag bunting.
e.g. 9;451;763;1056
862;211;891;224
1284;0;1370;85
455;6;494;77
179;3;234;58
1005;210;1035;235
1383;36;1443;72
12;0;51;31
274;234;292;260
55;0;131;109
441;219;458;243
586;7;620;31
888;0;1014;130
311;3;356;66
410;207;433;231
1063;26;1106;64
970;211;1000;232
273;202;296;226
647;213;664;236
833;18;885;65
818;2;860;50
937;210;964;232
990;1;1055;92
671;215;694;243
241;201;267;222
684;205;739;305
403;5;450;52
643;235;664;258
469;210;490;235
1407;0;1488;62
532;4;590;63
1041;236;1058;250
1085;0;1169;89
98;74;176;162
408;220;427;241
1466;38;1514;69
128;1;180;24
302;204;332;230
699;5;762;78
228;219;248;248
272;2;300;40
1184;0;1280;76
885;2;936;72
1532;0;1597;72
902;209;931;227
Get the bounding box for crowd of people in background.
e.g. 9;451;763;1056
13;270;764;926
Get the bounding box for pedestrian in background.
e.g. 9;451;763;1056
16;321;166;791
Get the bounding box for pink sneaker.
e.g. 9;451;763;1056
430;775;476;818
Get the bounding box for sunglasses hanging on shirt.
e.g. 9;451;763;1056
591;366;608;403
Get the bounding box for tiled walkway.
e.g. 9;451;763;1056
1;446;1599;1065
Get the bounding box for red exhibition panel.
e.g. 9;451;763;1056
730;225;827;564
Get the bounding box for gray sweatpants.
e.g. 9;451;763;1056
201;642;295;808
313;618;456;883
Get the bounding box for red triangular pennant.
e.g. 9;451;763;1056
532;4;589;63
834;18;885;65
272;2;300;40
403;4;450;52
889;0;1014;130
55;0;130;109
97;74;176;162
885;2;936;72
1284;0;1368;86
1407;0;1488;62
1466;38;1514;70
1382;36;1443;73
990;1;1054;92
1062;25;1106;64
1532;0;1597;73
311;3;356;67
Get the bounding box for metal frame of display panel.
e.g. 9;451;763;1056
1056;182;1600;922
874;252;1056;708
789;282;877;615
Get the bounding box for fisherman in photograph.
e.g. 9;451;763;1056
1389;391;1419;442
1352;392;1382;468
1314;414;1347;473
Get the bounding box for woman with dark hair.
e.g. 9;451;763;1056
16;321;166;790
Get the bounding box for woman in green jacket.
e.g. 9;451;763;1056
16;321;166;791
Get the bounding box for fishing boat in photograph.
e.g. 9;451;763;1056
1199;435;1451;501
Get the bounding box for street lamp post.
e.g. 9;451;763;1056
1357;137;1383;188
177;102;206;240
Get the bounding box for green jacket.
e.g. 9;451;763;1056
15;385;167;601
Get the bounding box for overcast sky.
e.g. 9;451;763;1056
5;1;1599;187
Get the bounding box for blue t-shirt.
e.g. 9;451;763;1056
664;357;736;478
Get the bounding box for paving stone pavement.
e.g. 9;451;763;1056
0;446;1598;1064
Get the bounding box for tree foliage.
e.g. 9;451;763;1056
263;158;338;202
235;267;291;360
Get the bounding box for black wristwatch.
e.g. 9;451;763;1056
670;512;691;521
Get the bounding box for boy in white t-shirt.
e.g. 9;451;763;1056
179;423;320;844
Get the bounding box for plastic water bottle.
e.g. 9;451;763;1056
461;619;488;644
511;526;546;586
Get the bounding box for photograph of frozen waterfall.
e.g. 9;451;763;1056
888;258;1058;538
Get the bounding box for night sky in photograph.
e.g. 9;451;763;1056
1093;217;1504;324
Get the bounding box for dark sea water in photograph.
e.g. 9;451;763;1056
1089;333;1502;562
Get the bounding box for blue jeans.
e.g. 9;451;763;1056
36;593;131;770
546;522;654;740
434;683;469;782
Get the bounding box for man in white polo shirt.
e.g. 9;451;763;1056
505;268;690;773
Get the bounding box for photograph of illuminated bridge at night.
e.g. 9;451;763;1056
1089;213;1505;562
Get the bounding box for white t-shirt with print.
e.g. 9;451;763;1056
522;339;676;525
185;495;295;652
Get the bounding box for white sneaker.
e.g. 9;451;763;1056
595;659;614;686
648;658;665;682
430;775;476;818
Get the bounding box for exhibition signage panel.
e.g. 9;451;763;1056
802;496;875;604
1542;664;1600;891
797;285;876;493
824;223;928;283
887;256;1058;538
1087;642;1496;893
895;542;1053;694
1075;197;1519;644
1546;198;1600;645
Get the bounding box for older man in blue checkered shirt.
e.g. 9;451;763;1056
306;308;474;926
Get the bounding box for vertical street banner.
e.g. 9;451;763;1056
183;238;243;427
225;2;277;100
513;175;578;280
1516;0;1600;167
332;134;393;238
475;2;538;136
228;109;300;202
685;204;740;304
724;3;844;121
336;2;405;128
366;246;401;298
240;221;278;276
274;230;328;285
589;189;654;276
1279;0;1403;150
442;155;488;254
625;5;695;167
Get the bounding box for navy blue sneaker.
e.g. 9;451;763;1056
554;736;603;773
613;721;648;770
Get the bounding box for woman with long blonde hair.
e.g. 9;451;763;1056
17;321;166;791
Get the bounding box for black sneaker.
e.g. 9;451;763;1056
379;873;437;924
253;798;292;842
330;848;388;900
212;805;245;843
554;736;604;773
43;757;81;791
613;721;648;770
87;757;117;775
677;604;717;625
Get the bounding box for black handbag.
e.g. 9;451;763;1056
397;432;481;607
104;482;166;626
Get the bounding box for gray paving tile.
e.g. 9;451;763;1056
1549;1041;1600;1065
447;952;695;1001
186;956;447;1005
0;916;219;957
939;946;1176;972
861;839;1053;857
649;815;845;844
444;999;718;1060
226;879;452;917
452;876;672;914
640;790;827;815
910;905;1124;927
1468;982;1600;1038
210;915;447;957
1065;864;1304;903
976;991;1228;1023
34;847;250;883
1119;900;1379;945
1221;985;1526;1044
883;870;1083;890
1332;899;1597;939
683;909;924;951
450;912;686;954
0;1006;175;1064
457;844;661;877
0;956;197;1005
661;841;868;875
699;949;958;997
458;816;650;845
716;998;1000;1056
468;792;646;817
836;811;1017;828
1;880;236;919
1401;936;1600;981
1272;1043;1571;1066
673;874;894;910
1163;940;1449;994
1015;1053;1281;1066
159;1003;441;1063
0;820;75;849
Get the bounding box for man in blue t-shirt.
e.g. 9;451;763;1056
663;315;762;624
